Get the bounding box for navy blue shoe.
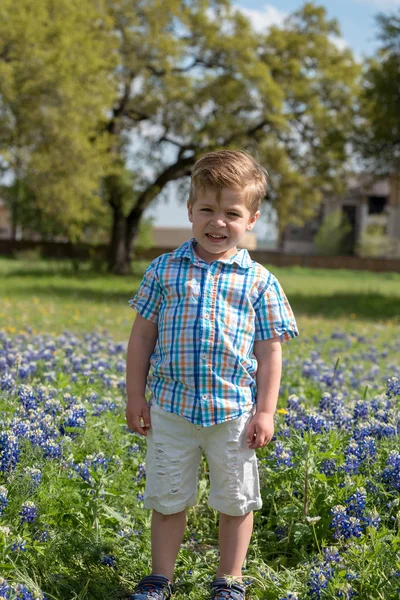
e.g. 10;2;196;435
210;578;245;600
130;574;174;599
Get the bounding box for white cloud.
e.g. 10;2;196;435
353;0;400;7
233;4;287;33
234;4;351;55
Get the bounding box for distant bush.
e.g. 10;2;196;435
356;223;400;258
314;209;352;255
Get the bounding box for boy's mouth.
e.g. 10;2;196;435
205;233;227;240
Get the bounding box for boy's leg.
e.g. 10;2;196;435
201;410;262;584
151;508;187;581
217;511;253;579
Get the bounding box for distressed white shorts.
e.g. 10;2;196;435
144;403;262;516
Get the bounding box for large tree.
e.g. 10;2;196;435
0;0;117;240
1;1;359;272
358;10;400;173
102;1;360;272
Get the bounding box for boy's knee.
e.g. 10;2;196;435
153;508;186;520
219;511;253;521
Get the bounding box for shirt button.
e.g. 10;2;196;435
202;394;207;400
205;313;210;319
202;354;207;359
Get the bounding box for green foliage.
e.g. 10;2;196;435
1;0;360;258
356;223;400;258
358;10;400;172
314;209;352;256
0;0;118;241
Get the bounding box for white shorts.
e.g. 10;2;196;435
144;403;262;516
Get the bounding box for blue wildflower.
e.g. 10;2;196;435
20;501;38;524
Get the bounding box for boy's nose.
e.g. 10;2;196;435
210;214;226;227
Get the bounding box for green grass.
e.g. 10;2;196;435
0;257;399;341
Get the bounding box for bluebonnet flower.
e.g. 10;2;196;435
41;439;62;459
319;459;337;476
346;569;359;581
101;554;117;568
63;404;86;429
345;489;367;518
267;441;294;468
322;546;342;565
0;430;20;473
386;377;400;399
353;400;368;420
307;565;334;598
330;505;363;539
11;538;27;552
336;583;358;598
20;501;38;524
17;385;37;410
382;451;400;492
279;594;298;600
116;526;134;539
0;486;8;515
23;467;42;486
1;373;15;391
68;452;111;485
0;577;10;596
136;463;146;481
274;525;289;541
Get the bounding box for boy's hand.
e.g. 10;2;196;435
126;396;151;436
246;412;274;449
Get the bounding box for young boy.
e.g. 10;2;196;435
126;150;298;600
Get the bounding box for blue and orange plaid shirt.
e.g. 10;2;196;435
130;238;298;427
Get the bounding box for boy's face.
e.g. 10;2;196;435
187;187;260;263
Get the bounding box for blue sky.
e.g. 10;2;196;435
145;0;400;233
235;0;400;58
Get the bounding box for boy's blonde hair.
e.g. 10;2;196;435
188;150;268;215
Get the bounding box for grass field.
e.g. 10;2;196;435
1;258;399;339
0;257;399;599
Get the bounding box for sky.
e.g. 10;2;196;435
144;0;400;237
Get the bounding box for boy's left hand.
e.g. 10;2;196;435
246;412;274;449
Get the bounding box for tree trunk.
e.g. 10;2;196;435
109;205;130;274
278;225;287;253
108;202;143;274
107;156;194;273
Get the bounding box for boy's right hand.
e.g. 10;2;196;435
126;396;151;436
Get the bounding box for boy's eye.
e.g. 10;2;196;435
228;212;240;217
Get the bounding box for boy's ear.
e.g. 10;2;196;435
246;210;260;231
187;202;193;223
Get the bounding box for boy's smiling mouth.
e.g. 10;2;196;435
205;233;228;240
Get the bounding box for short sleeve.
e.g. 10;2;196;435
129;262;162;323
253;276;299;342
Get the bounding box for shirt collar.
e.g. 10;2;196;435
171;238;253;269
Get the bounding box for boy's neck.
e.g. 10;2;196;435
193;239;239;264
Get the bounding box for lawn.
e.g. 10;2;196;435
0;257;399;599
1;257;399;339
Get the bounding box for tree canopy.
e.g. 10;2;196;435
358;11;400;173
0;0;117;239
0;0;361;271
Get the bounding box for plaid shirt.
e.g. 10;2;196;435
129;238;298;427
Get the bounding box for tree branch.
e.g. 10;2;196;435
126;156;195;227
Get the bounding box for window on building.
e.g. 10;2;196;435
368;196;388;215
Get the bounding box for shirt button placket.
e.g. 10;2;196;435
201;270;214;411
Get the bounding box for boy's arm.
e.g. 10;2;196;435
126;313;158;436
247;337;282;448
